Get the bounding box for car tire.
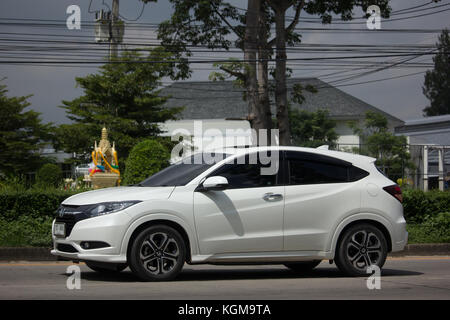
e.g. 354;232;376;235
284;260;322;273
129;225;186;282
85;261;128;273
335;223;388;277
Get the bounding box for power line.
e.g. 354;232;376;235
0;52;440;65
152;70;428;99
230;0;449;24
119;2;146;21
295;7;450;25
322;70;427;89
0;31;440;48
88;0;95;14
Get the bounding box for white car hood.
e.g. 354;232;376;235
62;186;176;205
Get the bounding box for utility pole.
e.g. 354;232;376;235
110;0;120;59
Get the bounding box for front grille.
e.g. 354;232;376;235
55;204;92;237
57;243;78;253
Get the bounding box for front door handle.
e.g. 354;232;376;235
263;193;283;202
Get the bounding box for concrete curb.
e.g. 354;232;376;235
0;247;55;261
0;244;449;261
388;243;450;257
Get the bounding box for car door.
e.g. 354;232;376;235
193;152;284;255
283;151;360;251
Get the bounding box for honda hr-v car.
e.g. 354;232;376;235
52;146;407;281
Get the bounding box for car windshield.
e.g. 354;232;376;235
136;153;230;187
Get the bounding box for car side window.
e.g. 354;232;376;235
211;153;280;189
288;159;349;185
286;151;350;185
348;165;369;181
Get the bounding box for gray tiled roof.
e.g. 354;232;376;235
160;78;403;126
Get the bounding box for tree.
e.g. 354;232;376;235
35;163;63;188
0;81;53;176
289;109;338;148
122;139;170;185
149;0;391;145
423;29;450;116
350;111;414;181
54;48;184;167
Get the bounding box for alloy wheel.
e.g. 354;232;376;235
346;230;383;271
139;232;180;275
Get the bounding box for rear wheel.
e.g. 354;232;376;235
85;261;127;273
335;223;387;277
284;260;321;273
129;225;186;281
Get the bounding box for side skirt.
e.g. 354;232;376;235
189;250;333;265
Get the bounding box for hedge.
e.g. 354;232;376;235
0;216;53;247
0;187;448;247
402;189;450;224
0;189;81;222
0;188;83;247
0;187;448;223
407;212;450;243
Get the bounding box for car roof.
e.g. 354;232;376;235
211;146;376;166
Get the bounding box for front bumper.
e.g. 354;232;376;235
51;211;131;263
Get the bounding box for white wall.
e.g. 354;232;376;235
334;120;360;148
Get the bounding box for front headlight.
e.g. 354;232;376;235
88;201;141;217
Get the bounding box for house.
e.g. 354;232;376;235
395;115;450;190
159;78;404;151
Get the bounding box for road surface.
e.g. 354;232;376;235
0;256;449;299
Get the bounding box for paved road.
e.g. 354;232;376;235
0;257;449;299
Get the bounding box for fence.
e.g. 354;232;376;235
332;143;450;191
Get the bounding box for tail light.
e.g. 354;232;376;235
383;184;403;203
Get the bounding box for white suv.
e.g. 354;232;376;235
52;146;407;281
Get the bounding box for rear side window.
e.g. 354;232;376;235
288;159;349;184
348;166;370;181
285;151;368;185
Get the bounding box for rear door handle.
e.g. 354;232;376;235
263;193;283;202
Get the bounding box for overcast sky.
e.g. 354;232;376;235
0;0;449;125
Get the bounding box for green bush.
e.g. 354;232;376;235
0;175;27;192
123;139;170;185
0;189;80;222
407;212;450;243
35;163;63;188
402;189;450;223
0;187;88;246
0;216;53;247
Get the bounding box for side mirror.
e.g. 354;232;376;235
199;176;229;191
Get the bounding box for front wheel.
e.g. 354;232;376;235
335;223;388;277
284;260;322;273
129;225;186;281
